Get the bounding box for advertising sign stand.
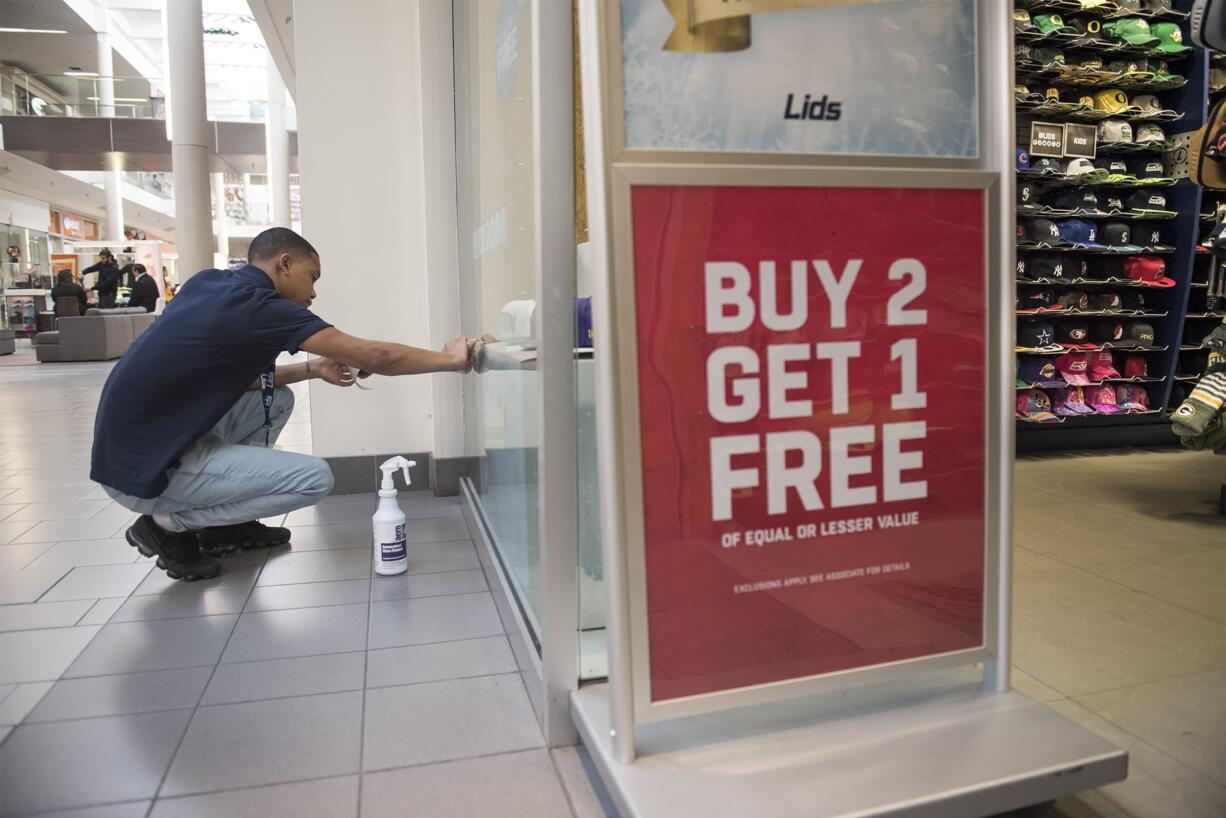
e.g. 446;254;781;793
574;2;1127;816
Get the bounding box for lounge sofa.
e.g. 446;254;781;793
35;307;155;363
0;329;15;356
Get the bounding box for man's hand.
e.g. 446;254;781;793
443;336;471;373
311;357;358;387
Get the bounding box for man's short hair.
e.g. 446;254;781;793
248;228;318;263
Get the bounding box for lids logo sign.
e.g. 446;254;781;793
783;94;843;122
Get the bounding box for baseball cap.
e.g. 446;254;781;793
1114;0;1144;11
1121;289;1159;311
1142;0;1176;14
1066;158;1109;183
1124;320;1157;346
1089;320;1126;345
1056;319;1097;349
1086;384;1123;413
1151;22;1192;53
1058;219;1107;249
1124;353;1148;378
1127;188;1177;217
1128;156;1174;184
1115;384;1151;411
1015;358;1027;388
1089;349;1122;379
1134;221;1172;251
1014;9;1038;32
1094;156;1137;183
1152;61;1181;84
1102;222;1145;253
1134;123;1167;144
1053;188;1106;215
1028;218;1067;247
1019;288;1063;313
1097;119;1133;145
1027;252;1076;281
1017;389;1060;422
1124;255;1177;287
1034;13;1079;35
1100;191;1129;215
1015;84;1046;104
1058;290;1090;310
1104;18;1159;46
1030;157;1065;176
1077;0;1115;10
1053;386;1095;416
1019;357;1067;387
1085;256;1127;281
1016;147;1031;172
1093;88;1132;115
1055;351;1093;385
1018;180;1045;214
1032;47;1068;69
1017;320;1063;352
1131;94;1169;118
1087;291;1124;311
1107;58;1156;81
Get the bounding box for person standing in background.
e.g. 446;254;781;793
83;250;122;308
126;264;159;313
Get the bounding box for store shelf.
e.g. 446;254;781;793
1185;312;1226;318
1017;277;1180;286
1015;310;1171;318
1015;377;1168;390
1015;345;1170;356
1016;246;1176;255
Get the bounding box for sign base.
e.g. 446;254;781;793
572;669;1126;818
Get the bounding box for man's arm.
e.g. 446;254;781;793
246;360;318;391
299;327;468;376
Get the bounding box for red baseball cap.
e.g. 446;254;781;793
1123;256;1176;288
1124;353;1148;379
1089;350;1121;380
1087;384;1122;413
1055;351;1093;385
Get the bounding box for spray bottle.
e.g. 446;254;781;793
373;456;416;576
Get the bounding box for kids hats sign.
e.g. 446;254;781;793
1031;122;1097;159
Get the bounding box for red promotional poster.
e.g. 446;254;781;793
631;184;986;703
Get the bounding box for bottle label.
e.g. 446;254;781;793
380;524;406;562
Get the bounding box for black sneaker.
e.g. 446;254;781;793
126;516;220;582
197;521;292;557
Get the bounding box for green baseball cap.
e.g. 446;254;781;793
1105;18;1160;46
1034;14;1079;35
1151;22;1192;53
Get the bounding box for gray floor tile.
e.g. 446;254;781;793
0;559;71;604
0;505;24;522
202;652;365;705
0;520;37;545
77;598;127;625
1012;547;1065;576
0;626;101;684
13;517;119;544
10;802;152;818
1076;669;1226;786
1014;568;1226;698
244;579;371;613
0;489;73;509
369;568;488;602
361;749;570;818
0;684;14;705
4;500;112;522
1010;667;1064;703
75;485;115;502
404;516;471;544
1081;550;1226;624
0;682;53;726
368;593;502;650
130;555;266;596
65;616;237;678
221;603;369;664
404;539;481;575
362;674;542;770
257;548;372;586
366;636;515;689
40;564;154;602
150;777;358;818
0;542;55;572
1045;699;1226;818
0;709;192;815
161;691;363;796
109;587;250;622
283;497;377;527
0;599;95;632
27;668;213;723
25;539;142;571
283;522;370;551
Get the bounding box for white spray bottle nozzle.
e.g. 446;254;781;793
379;456;417;491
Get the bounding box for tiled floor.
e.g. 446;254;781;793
0;362;608;818
1;361;1223;818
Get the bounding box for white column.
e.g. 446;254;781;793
97;0;125;242
265;52;291;228
212;172;229;265
166;0;213;278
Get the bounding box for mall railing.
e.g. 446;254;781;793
0;73;272;123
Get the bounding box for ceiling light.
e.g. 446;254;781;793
86;97;148;103
0;27;68;34
64;71;99;77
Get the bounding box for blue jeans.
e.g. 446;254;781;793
105;387;333;531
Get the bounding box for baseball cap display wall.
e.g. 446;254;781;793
1013;2;1206;448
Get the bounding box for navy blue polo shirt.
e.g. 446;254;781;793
91;265;331;498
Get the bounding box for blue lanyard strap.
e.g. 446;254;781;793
259;365;275;446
